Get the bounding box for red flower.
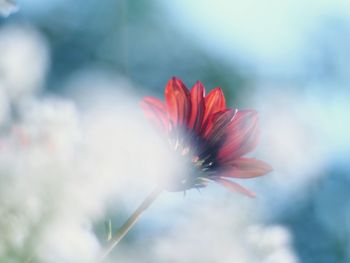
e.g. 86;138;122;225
141;77;272;197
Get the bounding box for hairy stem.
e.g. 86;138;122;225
99;187;162;261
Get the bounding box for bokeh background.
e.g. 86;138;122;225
0;0;350;262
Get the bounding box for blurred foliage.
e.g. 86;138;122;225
7;0;249;103
277;164;350;263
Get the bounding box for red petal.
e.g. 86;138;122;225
188;81;205;133
165;77;191;128
141;97;169;131
218;110;259;163
214;178;256;197
204;109;235;142
205;87;226;113
221;157;272;178
201;87;226;135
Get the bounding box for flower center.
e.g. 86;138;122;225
162;128;220;192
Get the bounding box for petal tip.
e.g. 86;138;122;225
214;178;256;198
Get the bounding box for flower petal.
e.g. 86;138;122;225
165;77;191;128
188;81;205;133
221;157;273;178
218;110;259;163
201;87;226;133
204;109;236;142
214;178;256;197
141;96;168;131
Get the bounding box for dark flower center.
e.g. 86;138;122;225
163;127;225;192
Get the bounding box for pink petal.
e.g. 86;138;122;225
215;178;256;198
221;157;273;178
165;77;191;128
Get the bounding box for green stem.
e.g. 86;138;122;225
99;187;162;261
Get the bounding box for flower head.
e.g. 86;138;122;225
141;77;272;197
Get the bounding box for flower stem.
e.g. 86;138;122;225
99;187;162;261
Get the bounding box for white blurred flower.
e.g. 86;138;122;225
0;96;86;262
111;198;299;263
0;86;10;124
258;88;326;187
0;25;49;101
37;219;100;263
247;225;298;263
0;62;180;262
150;203;298;263
18;97;81;160
244;86;333;217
